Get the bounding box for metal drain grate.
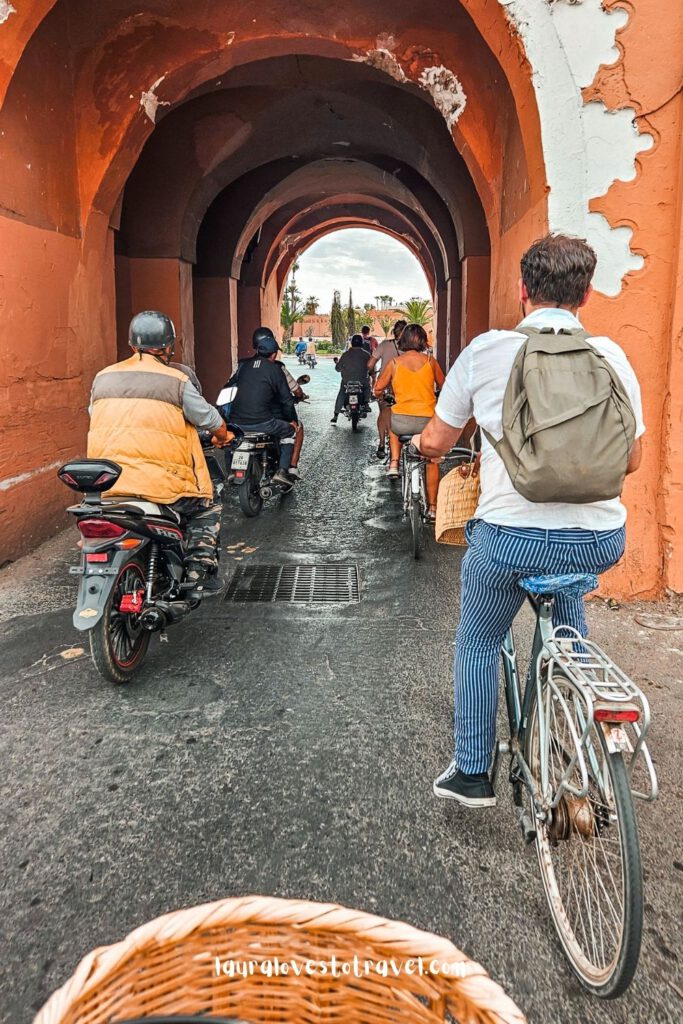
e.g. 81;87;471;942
225;563;360;604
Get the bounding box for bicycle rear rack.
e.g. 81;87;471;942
543;627;658;802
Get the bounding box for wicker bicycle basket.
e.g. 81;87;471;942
34;895;526;1024
435;466;480;547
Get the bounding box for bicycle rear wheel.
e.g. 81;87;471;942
410;495;422;559
525;674;643;997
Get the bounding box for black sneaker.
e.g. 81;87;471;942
376;445;386;459
433;762;496;807
330;415;338;424
184;568;225;601
273;469;294;489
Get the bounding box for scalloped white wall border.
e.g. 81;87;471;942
499;0;653;296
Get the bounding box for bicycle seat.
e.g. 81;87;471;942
519;573;599;599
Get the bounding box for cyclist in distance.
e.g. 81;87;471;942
412;234;644;808
374;323;444;517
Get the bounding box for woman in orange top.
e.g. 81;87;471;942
374;323;445;517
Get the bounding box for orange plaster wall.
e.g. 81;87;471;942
0;213;116;560
127;258;196;368
581;1;683;597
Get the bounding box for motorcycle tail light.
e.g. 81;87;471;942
235;470;245;479
86;552;109;563
78;518;126;539
594;707;640;723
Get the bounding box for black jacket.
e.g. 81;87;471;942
228;356;295;424
336;347;371;384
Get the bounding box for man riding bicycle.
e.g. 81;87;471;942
412;234;644;807
226;327;297;489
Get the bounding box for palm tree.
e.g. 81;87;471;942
378;315;394;337
280;269;304;343
400;297;433;327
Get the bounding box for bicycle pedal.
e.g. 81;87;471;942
515;807;537;845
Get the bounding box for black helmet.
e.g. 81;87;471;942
252;326;276;349
129;311;176;354
252;326;280;356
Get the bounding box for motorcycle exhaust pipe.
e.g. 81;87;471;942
139;600;191;632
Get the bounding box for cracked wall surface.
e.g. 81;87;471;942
499;0;653;296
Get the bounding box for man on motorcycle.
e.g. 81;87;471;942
87;311;232;599
295;338;307;361
330;335;372;423
226;327;297;487
276;353;308;481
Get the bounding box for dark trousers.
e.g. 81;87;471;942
232;418;296;470
169;496;222;570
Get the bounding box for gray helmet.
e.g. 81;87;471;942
128;311;176;354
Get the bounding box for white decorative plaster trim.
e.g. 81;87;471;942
499;0;653;296
0;2;16;26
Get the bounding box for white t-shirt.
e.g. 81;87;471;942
435;308;645;530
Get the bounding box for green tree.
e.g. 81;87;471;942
330;290;346;350
346;290;356;336
400;297;433;327
305;295;319;314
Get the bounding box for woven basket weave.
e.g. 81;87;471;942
436;465;480;546
34;895;526;1024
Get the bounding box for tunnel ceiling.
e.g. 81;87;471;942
1;0;546;296
116;52;492;298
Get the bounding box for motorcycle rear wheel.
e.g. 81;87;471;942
351;409;360;431
89;559;150;684
238;466;263;517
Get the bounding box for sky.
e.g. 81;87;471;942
291;228;430;311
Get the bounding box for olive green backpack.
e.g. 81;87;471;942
483;326;636;504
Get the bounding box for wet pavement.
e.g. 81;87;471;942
1;356;681;1022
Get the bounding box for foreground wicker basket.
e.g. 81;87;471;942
34;895;526;1024
435;465;480;546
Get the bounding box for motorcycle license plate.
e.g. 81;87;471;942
349;395;359;406
232;451;250;470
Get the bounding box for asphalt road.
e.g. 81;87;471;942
1;356;681;1022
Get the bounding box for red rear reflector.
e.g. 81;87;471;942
61;472;79;488
86;553;109;563
78;519;126;539
119;590;144;613
595;708;640;723
235;471;245;478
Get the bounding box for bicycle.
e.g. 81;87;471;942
493;571;657;997
398;440;472;559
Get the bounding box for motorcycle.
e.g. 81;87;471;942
297;352;307;365
305;352;317;369
58;433;226;684
342;380;369;432
229;376;309;517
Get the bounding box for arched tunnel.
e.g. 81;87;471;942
0;0;680;598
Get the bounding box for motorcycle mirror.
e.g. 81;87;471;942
297;374;310;385
333;357;339;364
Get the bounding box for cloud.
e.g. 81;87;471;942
293;229;430;309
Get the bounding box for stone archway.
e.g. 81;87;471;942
0;0;677;600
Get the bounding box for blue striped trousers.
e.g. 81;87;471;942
452;521;626;774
